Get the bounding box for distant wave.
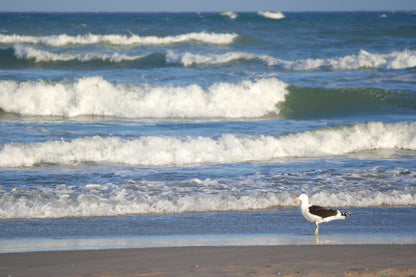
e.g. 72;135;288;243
13;45;148;63
294;49;416;70
166;49;416;70
257;11;285;19
0;77;288;118
221;12;238;19
5;46;416;70
0;32;238;47
0;122;415;168
166;51;276;67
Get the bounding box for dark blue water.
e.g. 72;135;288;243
0;12;415;251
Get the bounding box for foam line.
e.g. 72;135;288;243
0;32;238;46
13;45;147;62
1;184;415;219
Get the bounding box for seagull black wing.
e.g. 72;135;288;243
308;205;338;218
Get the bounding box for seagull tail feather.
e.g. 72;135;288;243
341;212;351;217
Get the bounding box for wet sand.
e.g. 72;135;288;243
1;244;415;276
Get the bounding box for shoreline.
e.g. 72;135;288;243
2;207;416;254
2;233;416;254
1;244;415;276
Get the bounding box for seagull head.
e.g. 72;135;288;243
295;194;308;204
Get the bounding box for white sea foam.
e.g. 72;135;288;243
0;32;238;47
1;162;415;219
0;77;288;118
11;45;416;70
320;49;416;70
308;190;416;208
1;181;415;219
166;51;279;67
0;122;415;168
221;12;238;19
0;183;291;219
13;45;146;62
282;49;416;70
258;11;285;19
13;47;278;65
166;49;416;70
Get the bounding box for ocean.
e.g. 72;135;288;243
0;11;416;252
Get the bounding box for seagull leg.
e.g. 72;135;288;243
314;223;319;236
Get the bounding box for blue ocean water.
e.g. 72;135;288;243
0;11;416;252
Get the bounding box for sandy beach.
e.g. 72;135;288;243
1;244;415;277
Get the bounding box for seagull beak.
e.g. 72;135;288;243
295;197;300;201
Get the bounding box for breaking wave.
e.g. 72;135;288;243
221;12;238;19
0;183;292;219
4;46;416;71
257;11;285;19
166;51;274;67
0;122;415;168
166;49;416;70
0;77;288;118
1;177;415;219
1;76;414;120
12;45;149;63
290;49;416;70
0;32;238;47
0;76;414;120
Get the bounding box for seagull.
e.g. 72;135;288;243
295;194;351;236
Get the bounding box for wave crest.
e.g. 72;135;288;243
0;77;288;118
221;12;238;19
13;45;148;63
6;46;416;71
1;122;415;168
0;32;238;47
299;49;416;70
257;11;285;19
166;49;416;70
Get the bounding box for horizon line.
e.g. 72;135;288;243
0;10;414;13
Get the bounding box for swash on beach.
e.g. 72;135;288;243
0;11;415;251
